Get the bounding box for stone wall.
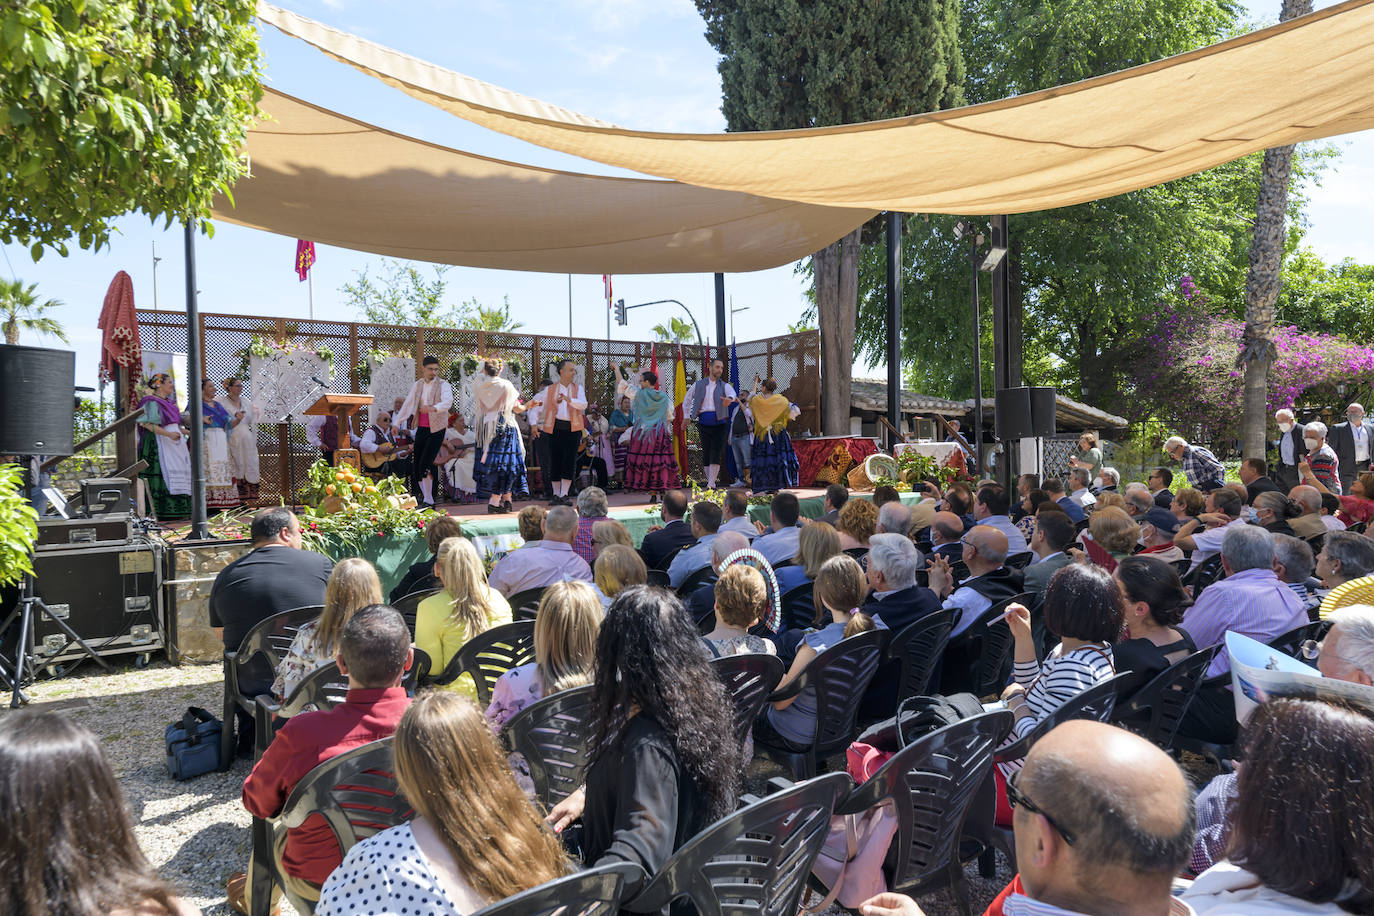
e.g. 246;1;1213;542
167;539;253;664
51;454;119;496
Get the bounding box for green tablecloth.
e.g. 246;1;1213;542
319;532;431;598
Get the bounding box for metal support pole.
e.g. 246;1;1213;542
184;221;210;539
714;273;727;355
990;214;1015;487
971;238;984;479
885;212;902;450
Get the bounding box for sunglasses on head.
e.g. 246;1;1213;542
1005;769;1076;845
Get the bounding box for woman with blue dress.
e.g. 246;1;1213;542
748;377;800;492
194;379;242;511
473;359;528;514
623;370;679;502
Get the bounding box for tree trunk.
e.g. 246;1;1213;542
1239;0;1311;459
816;228;863;435
3;320;16;345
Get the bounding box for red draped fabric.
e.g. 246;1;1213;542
792;437;879;487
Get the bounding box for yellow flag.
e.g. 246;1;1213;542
673;345;688;477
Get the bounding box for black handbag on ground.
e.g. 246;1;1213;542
165;706;225;780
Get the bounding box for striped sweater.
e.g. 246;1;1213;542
998;643;1115;776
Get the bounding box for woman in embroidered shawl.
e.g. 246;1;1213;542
136;373;191;519
748;377;800;493
193;379;241;511
473;359;528;514
623;370;678;502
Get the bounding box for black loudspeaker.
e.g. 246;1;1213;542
82;478;132;516
995;387;1034;440
0;344;75;455
1028;386;1058;438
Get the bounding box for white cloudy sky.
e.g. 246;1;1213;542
3;0;1368;391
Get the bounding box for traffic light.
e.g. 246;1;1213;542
614;298;627;326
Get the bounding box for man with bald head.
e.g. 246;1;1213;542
1286;484;1329;540
927;510;966;565
928;524;1024;639
860;720;1197;916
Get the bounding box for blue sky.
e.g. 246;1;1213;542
4;0;1370;392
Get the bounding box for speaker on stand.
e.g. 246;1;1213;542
995;386;1058;483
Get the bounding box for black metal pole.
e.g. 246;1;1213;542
885;211;902;450
714;273;727;356
971;238;984;479
184;221;210;539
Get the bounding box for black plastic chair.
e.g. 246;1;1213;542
1349;521;1368;535
1305;532;1326;555
656;543;688;572
1170;557;1194;578
676;565;716;597
507;586;547;622
622;772;850;915
1074;518;1091;533
1268;619;1332;659
392;587;440;636
1111;645;1221;751
1005;551;1035;570
941;593;1034;699
471;863;646;916
755;628;890;779
843;546;870;561
1183;554;1226;597
645;569;671;588
249;737;409;916
431;619;537;704
889;608;958;706
222;605;324;770
709;653;785;751
502;684;596;811
818;711;1015;916
780;581;818;632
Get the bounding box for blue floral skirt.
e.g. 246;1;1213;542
751;430;799;491
479;419;527;496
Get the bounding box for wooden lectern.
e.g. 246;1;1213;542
306;393;373;469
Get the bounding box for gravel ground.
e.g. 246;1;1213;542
8;658;1021;916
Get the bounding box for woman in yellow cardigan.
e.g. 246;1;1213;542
415;536;512;700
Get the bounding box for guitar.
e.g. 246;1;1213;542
361;440;414;470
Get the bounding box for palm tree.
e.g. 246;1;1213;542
0;279;67;346
651;317;695;343
470;299;524;333
1239;0;1312;459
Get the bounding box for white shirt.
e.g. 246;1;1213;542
1070;487;1097;508
719;516;759;540
1321;514;1347;531
753;526;801;566
358;426;393;454
1184;862;1341;915
396;377;454;430
945;580;995;638
1188;516;1247;569
304;414;357;449
546;383;587;422
1354;421;1370;462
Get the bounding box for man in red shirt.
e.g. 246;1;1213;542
229;604;413;914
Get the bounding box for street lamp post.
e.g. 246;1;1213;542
619;298;705;350
730;305;749;342
953;220;1008;478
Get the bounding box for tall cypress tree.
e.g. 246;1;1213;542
694;0;964;434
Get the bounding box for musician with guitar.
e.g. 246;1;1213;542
436;412;479;499
359;411;414;480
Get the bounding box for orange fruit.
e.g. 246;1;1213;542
325;484;336;495
351;482;364;492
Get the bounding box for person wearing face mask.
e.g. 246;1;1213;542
1272;408;1307;491
1327;402;1374;493
1297;421;1342;495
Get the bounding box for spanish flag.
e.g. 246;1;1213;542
673;344;688;479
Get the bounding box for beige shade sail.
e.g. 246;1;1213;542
211;90;874;273
259;0;1374;214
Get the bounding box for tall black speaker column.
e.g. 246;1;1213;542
0;345;75;455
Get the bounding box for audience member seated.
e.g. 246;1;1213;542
717;487;758;541
975;484;1028;555
927;526;1024;638
667;500;723;588
486;580;601;730
210;506;334;754
776;520;840;595
942;483;977;529
1097;466;1121;494
927;510;966;564
819;483;848;526
1175;487;1246;570
1236;456;1280;504
685;531;752;622
1321;491;1349;531
1177;525;1309;745
1278;484;1329;541
317;691;568;915
872;483;901;509
875;499;914;540
1184;698;1374;914
1251;490;1299;537
836;498;878;552
1112;555;1197;700
755;556;877;752
753;491;803;566
1068;468;1098;511
571;486;611;565
858;534;941;721
1327;471;1374;528
1171;485;1206;522
1083;506;1139;571
1123;482;1155;519
516;504;548;543
545;587;741;891
1011;473;1039;519
1272;534;1321;615
1149;466;1177;508
1317;530;1374;598
636;489;695;570
489;506;593;596
237;605;414;913
994;565;1122;825
274;557;383;700
389;514;462;603
590;518;633;558
1;711;200;916
702;564;778;658
1096;492;1130;514
1137;507;1185;563
593;544;647;608
1016;489;1053;542
1042;477;1085;523
1022;512;1077;601
417;538;513;699
862;719;1195;916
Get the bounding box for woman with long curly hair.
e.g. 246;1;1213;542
317;691;569;914
545;585;741;885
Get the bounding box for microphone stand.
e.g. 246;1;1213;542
279;380;326;509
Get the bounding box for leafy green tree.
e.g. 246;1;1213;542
651;317;696;344
463;297;524;333
0;0;263;257
0;278;67;345
1275;248;1374;340
694;0;965;433
341;260;468;328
